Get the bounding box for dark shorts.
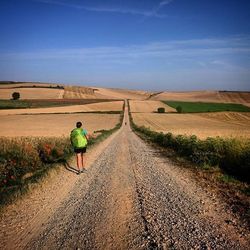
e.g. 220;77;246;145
74;147;87;154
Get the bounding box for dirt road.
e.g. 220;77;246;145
0;104;249;249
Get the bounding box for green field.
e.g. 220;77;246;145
163;101;250;113
0;99;120;109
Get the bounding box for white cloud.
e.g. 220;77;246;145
160;0;174;6
34;0;170;18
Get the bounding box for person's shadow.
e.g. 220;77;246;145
64;161;79;174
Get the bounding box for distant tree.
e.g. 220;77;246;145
12;92;20;100
157;107;165;113
176;105;182;113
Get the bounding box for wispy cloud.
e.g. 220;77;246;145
1;35;249;90
2;36;249;64
140;0;174;21
34;0;173;18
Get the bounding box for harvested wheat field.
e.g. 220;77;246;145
218;91;250;106
94;87;150;100
149;91;221;102
150;91;250;106
0;113;120;137
62;86;150;100
0;101;124;115
197;112;250;125
0;88;64;99
132;112;250;139
52;86;149;100
63;86;95;99
129;100;176;113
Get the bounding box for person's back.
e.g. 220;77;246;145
70;122;88;174
71;127;87;149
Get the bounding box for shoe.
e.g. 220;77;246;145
76;170;81;175
80;168;86;173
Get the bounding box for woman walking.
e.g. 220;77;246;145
70;121;89;174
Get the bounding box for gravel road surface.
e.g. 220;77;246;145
0;104;249;249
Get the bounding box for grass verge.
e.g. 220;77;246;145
130;123;250;183
163;100;250;113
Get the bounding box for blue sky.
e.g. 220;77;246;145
0;0;250;91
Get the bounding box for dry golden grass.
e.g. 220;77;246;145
0;88;64;99
132;112;250;139
0;101;124;115
0;113;120;137
129;100;175;113
150;91;250;106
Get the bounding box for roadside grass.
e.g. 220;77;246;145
128;101;250;184
131;124;250;183
0;107;124;207
163;101;250;113
0;99;122;109
217;174;239;184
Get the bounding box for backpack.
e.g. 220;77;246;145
70;128;88;148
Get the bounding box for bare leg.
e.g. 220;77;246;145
81;153;86;169
76;153;82;171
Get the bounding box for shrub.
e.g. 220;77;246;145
12;92;20;100
220;139;250;179
157;107;165;113
176;105;182;113
0;137;73;191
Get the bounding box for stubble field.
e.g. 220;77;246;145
129;100;176;113
0;101;123;115
129;99;250;139
131;112;250;139
150;90;250;106
0;88;64;100
0;99;123;137
0;113;120;137
0;82;151;100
